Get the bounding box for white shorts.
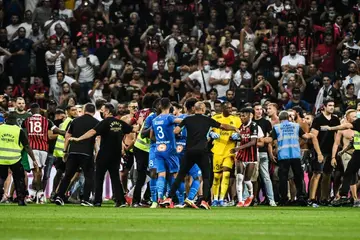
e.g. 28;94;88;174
28;150;48;169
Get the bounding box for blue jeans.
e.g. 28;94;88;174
79;82;93;104
259;152;275;202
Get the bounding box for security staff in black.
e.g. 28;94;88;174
0;112;38;206
55;103;99;206
70;103;138;207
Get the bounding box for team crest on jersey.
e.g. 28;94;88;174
157;144;167;152
230;121;233;125
176;145;184;153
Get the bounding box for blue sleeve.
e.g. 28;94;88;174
144;115;153;129
167;115;176;125
302;101;311;112
284;102;291;110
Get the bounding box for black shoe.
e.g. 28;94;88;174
251;199;259;206
115;202;127;208
18;200;26;206
259;199;269;206
55;197;64;206
332;196;350;207
132;203;141;208
296;198;308;207
140;200;151;207
80;200;93;207
94;203;102;207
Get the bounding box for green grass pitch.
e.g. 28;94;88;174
0;205;358;240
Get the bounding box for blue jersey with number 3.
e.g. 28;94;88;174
152;114;177;154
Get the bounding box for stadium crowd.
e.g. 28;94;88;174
1;0;360;208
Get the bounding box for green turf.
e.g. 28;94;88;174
0;205;358;240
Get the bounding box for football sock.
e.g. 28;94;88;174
212;172;222;201
220;171;230;200
244;180;253;196
188;178;200;201
157;176;166;200
176;182;185;204
150;177;157;202
236;174;244;202
140;176;150;200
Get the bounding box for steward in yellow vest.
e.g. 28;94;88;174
0;112;38;206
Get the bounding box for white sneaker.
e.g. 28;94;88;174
37;191;46;204
150;202;158;209
269;200;277;207
174;204;185;208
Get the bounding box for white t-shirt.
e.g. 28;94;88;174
44;20;68;37
88;89;103;104
49;76;76;104
18;22;32;38
59;9;74;21
45;51;65;77
94;111;103;121
267;3;284;12
6;24;20;41
342;75;360;97
281;54;306;67
210;68;232;98
164;35;180;60
77;55;100;83
188;70;212;94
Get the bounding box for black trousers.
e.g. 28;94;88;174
278;159;305;202
57;154;94;201
0;161;26;201
95;157;125;204
132;147;149;204
169;149;211;202
340;151;360;197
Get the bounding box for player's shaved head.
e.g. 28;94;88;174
194;101;206;114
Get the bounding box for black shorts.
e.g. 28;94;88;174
122;151;134;171
311;154;333;174
54;157;66;172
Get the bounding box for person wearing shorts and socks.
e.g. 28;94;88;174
309;100;340;206
162;101;239;210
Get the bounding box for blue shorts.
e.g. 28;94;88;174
189;164;202;178
148;146;157;170
155;152;179;173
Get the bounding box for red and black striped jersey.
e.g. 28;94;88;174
22;114;55;151
236;121;258;162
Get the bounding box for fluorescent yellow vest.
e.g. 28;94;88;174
354;131;360;150
134;121;151;153
53;117;72;158
0;124;23;165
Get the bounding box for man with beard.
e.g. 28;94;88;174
308;99;340;206
9;27;33;84
280;43;305;72
89;19;107;50
210;57;231;99
342;63;360;97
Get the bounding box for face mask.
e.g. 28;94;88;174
285;5;291;10
329;12;336;18
274;71;280;78
204;65;210;72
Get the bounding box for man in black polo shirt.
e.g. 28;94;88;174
55;103;99;206
162;101;239;210
70;103;138;207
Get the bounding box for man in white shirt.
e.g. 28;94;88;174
59;0;74;24
186;60;212;99
267;0;284;13
341;63;360;97
281;43;305;72
209;58;231;98
6;14;20;41
49;71;76;104
44;9;68;37
77;45;100;103
18;10;33;39
163;24;181;60
46;38;65;88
